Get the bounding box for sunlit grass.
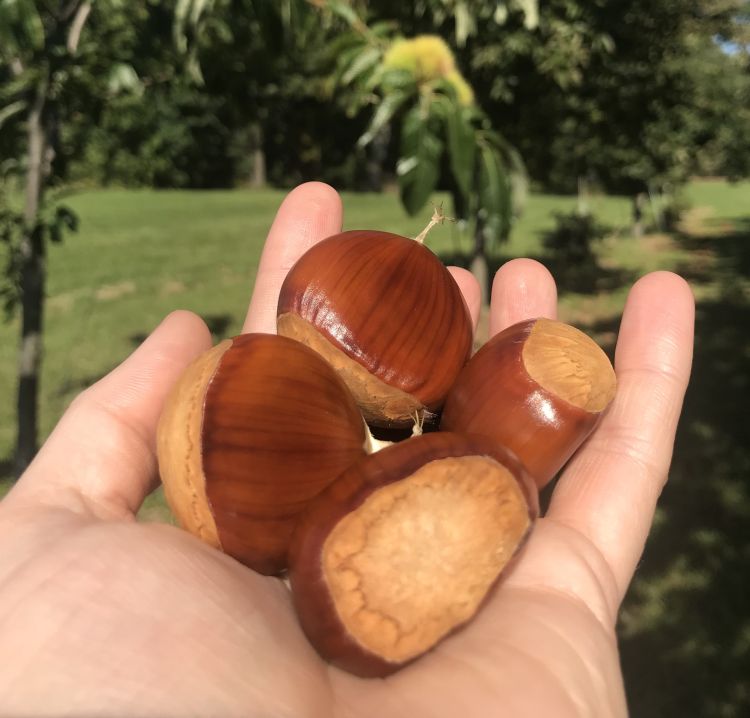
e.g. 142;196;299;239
0;179;745;484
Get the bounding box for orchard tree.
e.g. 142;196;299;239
0;0;225;474
365;0;750;226
0;0;94;475
170;0;533;296
1;0;324;474
172;0;338;187
463;0;750;212
326;5;531;302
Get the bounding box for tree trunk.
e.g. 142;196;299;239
470;214;489;307
14;90;48;476
249;122;266;188
632;192;646;238
577;175;591;217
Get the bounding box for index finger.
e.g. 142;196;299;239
243;182;343;334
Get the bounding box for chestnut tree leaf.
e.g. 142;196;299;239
357;89;409;148
0;100;26;131
0;0;44;55
478;143;512;243
433;95;476;203
325;0;359;28
397;105;443;215
341;45;381;85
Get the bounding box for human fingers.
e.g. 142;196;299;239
447;267;481;329
243;182;343;334
7;311;211;519
546;272;695;602
489;259;557;336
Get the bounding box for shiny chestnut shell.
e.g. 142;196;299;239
441;318;617;487
157;333;367;575
277;230;473;428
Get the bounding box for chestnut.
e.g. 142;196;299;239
441;318;617;488
288;432;538;677
156;333;367;575
276;229;473;429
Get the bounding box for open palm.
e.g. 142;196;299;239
0;184;694;717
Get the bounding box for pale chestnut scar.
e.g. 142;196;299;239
156;340;231;548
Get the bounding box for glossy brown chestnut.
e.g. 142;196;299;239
288;432;538;678
277;230;473;428
157;333;367;575
441;318;617;488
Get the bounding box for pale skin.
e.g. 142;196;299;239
0;183;694;717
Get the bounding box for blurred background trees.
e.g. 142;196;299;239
7;0;748;195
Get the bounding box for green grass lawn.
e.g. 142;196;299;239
0;182;686;475
0;180;743;490
0;179;749;717
0;186;607;474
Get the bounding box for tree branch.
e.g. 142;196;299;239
67;1;92;55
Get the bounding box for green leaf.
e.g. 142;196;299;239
483;129;528;215
0;69;35;104
173;0;191;52
478;144;512;244
335;45;363;77
36;204;79;245
454;1;475;47
397;106;443;215
0;0;43;59
0;100;26;130
380;68;415;93
341;46;381;85
107;63;142;95
357;90;409;148
370;20;397;38
173;0;216;53
434;97;476;201
515;0;539;30
49;223;62;244
325;0;359;28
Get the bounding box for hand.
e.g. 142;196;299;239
0;183;694;717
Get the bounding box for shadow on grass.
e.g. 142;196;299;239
574;222;750;718
672;218;750;290
438;250;636;298
469;211;750;716
0;457;14;488
55;314;235;399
